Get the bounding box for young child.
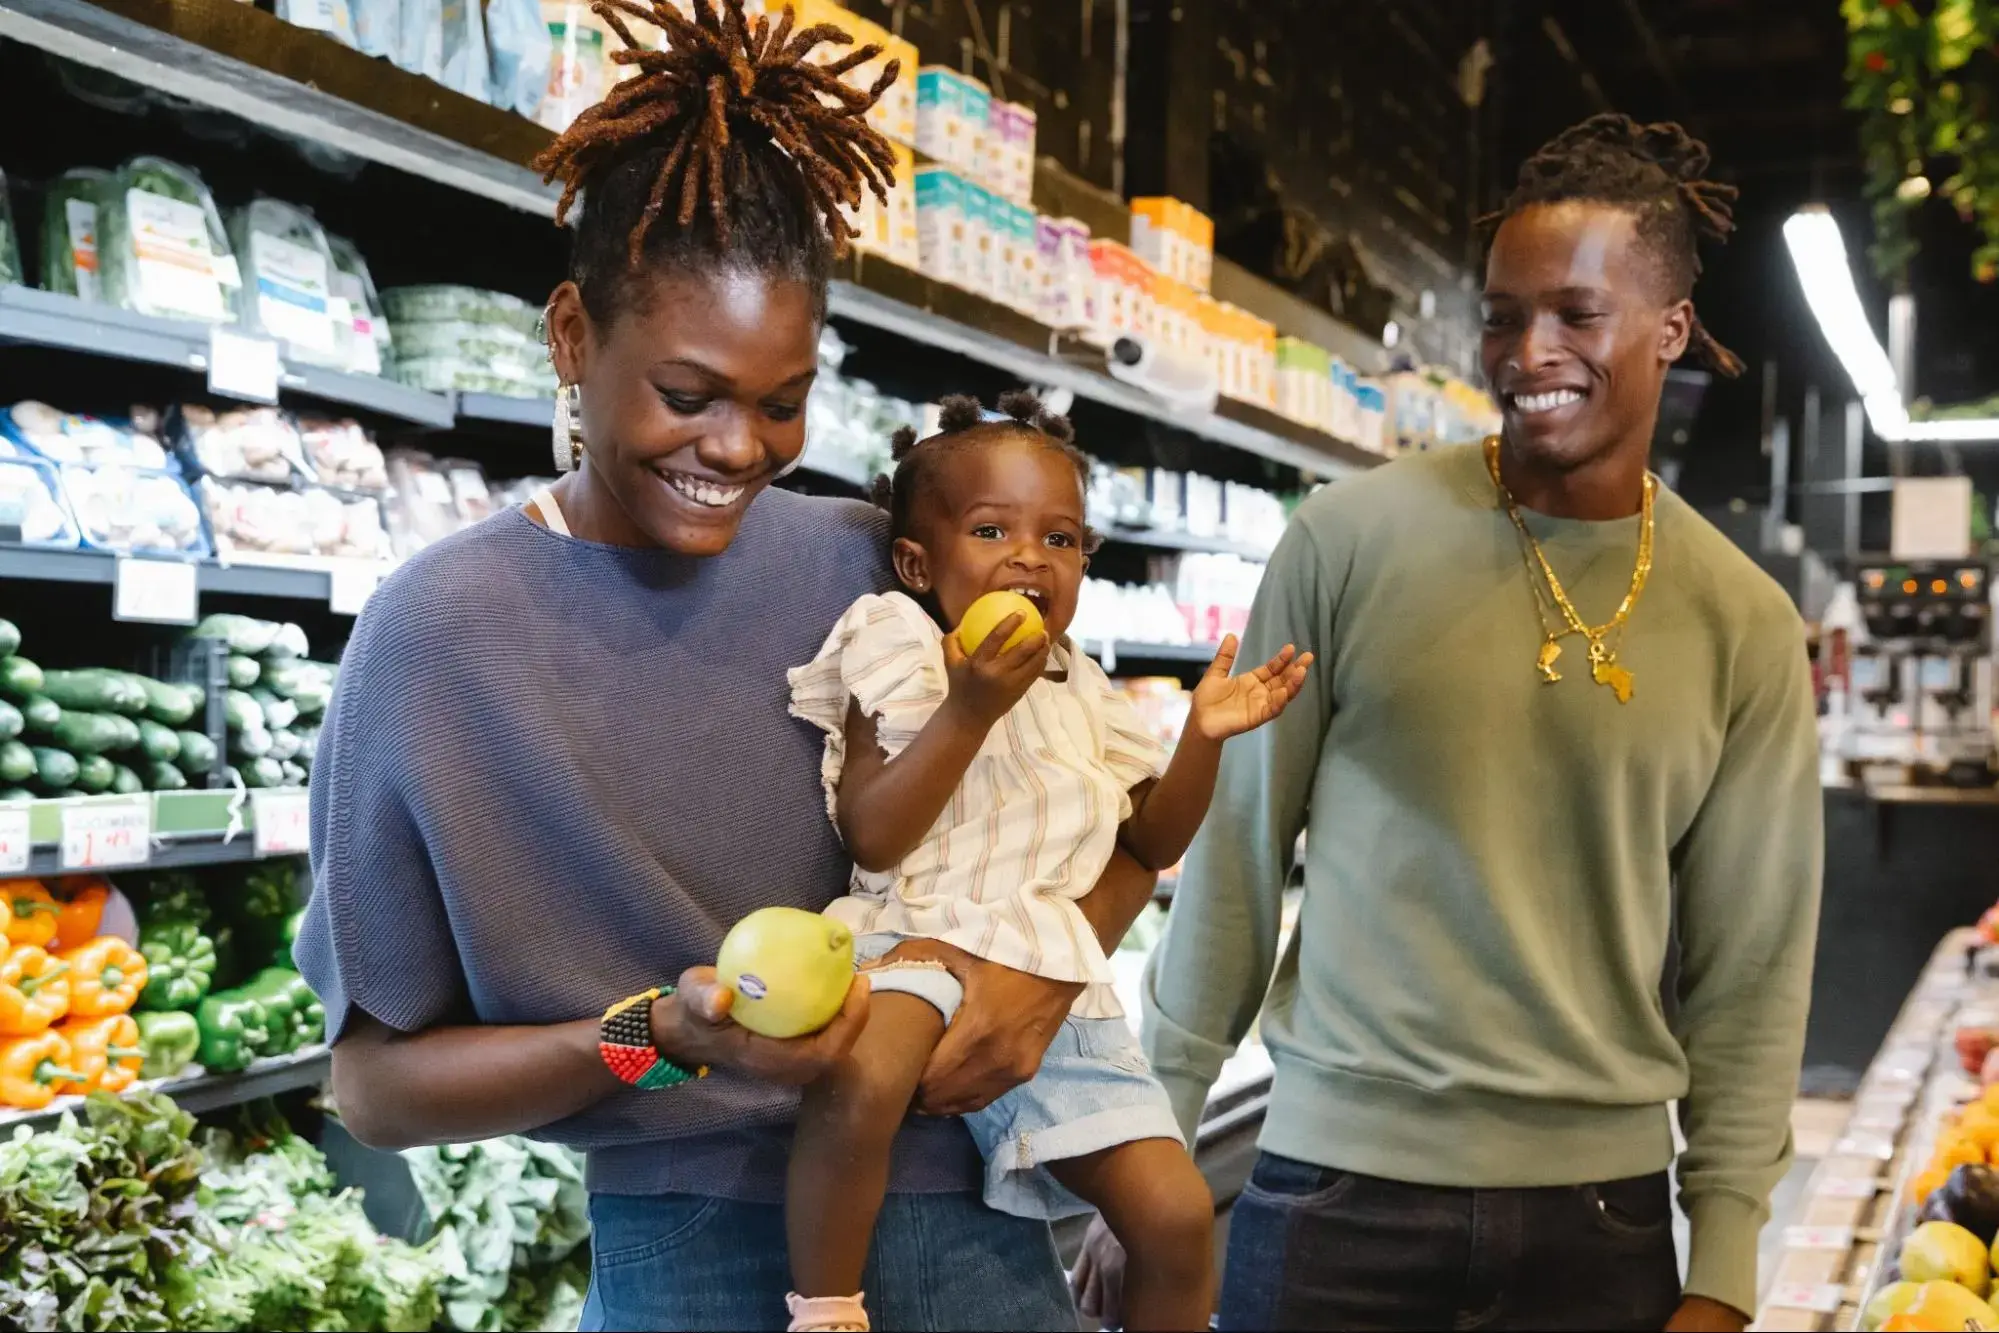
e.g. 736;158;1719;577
783;392;1311;1333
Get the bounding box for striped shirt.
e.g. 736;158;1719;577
789;591;1166;1019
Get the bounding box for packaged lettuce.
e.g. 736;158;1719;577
485;0;551;119
326;234;393;376
352;0;397;57
276;0;357;48
230;198;340;366
98;157;240;323
0;169;18;287
439;0;491;103
40;168;110;302
381;284;541;337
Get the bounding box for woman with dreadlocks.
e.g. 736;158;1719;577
293;5;1135;1329
1075;114;1820;1333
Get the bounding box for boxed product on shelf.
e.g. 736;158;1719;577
1085;239;1153;347
1330;356;1361;443
915;165;971;291
40;167;109;303
172;405;311;485
229;198;342;368
994;200;1041;317
916;67;990;176
1356;380;1389;454
1131;197;1214;294
1072;577;1195;647
537;1;608;131
964;179;998;302
988;100;1038;203
199;476;390;560
0;456;82;546
1276;337;1333;432
97;156;242;325
849;140;919;269
63;463;208;557
326;233;395;377
296;417;389;492
1037;216;1091;329
789;0;917;148
0;168;19;287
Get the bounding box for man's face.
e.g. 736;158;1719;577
1480;202;1693;472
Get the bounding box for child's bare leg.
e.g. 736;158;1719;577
1049;1138;1215;1332
787;992;947;1298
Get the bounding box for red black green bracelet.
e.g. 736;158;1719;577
600;986;707;1090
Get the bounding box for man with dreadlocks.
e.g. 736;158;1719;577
1074;114;1821;1332
296;4;1140;1330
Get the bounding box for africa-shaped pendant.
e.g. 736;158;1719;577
1536;639;1563;683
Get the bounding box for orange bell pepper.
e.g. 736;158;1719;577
53;881;109;951
61;936;147;1018
54;1013;143;1095
1;882;59;949
0;945;69;1036
0;1030;81;1109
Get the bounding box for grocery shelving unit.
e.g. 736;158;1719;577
5;788;308;875
0;1045;331;1133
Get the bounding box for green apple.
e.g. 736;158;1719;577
1904;1222;1993;1297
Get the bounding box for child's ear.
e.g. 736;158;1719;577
891;538;931;592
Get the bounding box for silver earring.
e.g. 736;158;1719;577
552;384;584;473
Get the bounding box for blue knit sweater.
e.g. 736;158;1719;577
295;488;980;1198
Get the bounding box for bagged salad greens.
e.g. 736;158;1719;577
98;157;240;324
485;0;552;119
230;199;342;367
326;233;394;377
40;167;110;302
352;0;397;57
439;0;492;103
275;0;357;48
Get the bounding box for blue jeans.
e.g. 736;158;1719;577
1219;1154;1681;1332
579;1190;1075;1331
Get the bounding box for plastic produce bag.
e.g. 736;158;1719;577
0;457;80;546
61;463;207;555
325;234;393;376
297;418;389;492
201;476;389;559
174;405;311;484
438;0;491;102
397;0;444;81
2;402;173;470
277;0;358;48
484;0;550;118
0;169;20;287
352;0;399;57
98;157;240;324
230;199;342;367
40;168;110;303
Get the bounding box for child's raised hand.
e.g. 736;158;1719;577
1188;636;1314;741
942;615;1049;727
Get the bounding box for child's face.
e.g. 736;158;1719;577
897;437;1089;639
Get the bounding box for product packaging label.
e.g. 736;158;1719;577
250;230;337;358
127;190;226;323
64;198;100;303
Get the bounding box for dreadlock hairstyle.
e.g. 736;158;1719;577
532;0;900;323
871;391;1095;547
1488;113;1745;379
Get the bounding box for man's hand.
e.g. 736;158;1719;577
1069;1215;1127;1329
652;965;870;1086
885;939;1082;1115
1665;1295;1748;1332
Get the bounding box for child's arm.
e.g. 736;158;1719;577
836;615;1047;873
1120;637;1313;872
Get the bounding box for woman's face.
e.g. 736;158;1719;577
547;266;819;555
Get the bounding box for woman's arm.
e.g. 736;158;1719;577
332;966;872;1150
834;618;1047;872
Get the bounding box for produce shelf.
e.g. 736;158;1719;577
0;542;392;609
1085;640;1222;668
0;1046;331;1133
0;287;457;428
6;789;308;876
0;0;1385;481
1102;527;1275;560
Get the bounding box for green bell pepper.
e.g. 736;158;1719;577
136;871;210;928
195;989;269;1072
135;916;216;1011
135;1010;201;1080
244;966;317;1053
279;906;304;960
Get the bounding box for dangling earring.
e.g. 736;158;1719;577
552;383;584;474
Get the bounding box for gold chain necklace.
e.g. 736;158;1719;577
1483;435;1654;704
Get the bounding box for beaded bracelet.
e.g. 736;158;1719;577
600;985;708;1090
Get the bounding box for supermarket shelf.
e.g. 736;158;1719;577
1103;527;1274;560
1085;640;1222;666
0;542;389;606
0;286;456;428
0;1047;331;1133
452;391;557;429
2;789;309;875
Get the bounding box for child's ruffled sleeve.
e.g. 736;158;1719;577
1074;651;1170;821
787;592;948;823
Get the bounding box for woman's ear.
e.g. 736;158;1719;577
891;538;931;592
545;280;591;386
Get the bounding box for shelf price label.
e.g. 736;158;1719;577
113;557;199;626
1815;1174;1882;1200
60;797;152;871
251;789;312;857
328;562;380;616
208;327;281;404
1784;1224;1855;1252
0;807;30;874
1765;1282;1843;1314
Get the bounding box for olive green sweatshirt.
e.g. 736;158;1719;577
1142;443;1821;1315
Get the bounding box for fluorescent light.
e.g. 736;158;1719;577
1783;208;1910;441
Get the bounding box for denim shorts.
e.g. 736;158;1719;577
857;932;1185;1221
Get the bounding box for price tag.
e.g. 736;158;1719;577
207;326;281;404
0;807;31;874
1858;1083;1918;1110
1784;1224;1855;1252
1833;1134;1897;1161
328;562;380;617
112;557;198;626
1850;1109;1906;1134
1816;1174;1882;1200
59;797;152;871
251;789;311;857
1764;1282;1843;1314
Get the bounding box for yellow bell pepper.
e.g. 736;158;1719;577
0;1029;81;1109
55;1013;143;1095
1;882;59;949
61;936;147;1018
0;945;69;1036
53;880;109;951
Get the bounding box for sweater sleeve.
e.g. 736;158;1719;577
1670;617;1823;1315
1141;514;1341;1144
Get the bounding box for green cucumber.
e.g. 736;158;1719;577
145;760;188;791
229;726;272;760
74;754;113;793
193;614;279;655
0;741;33;784
0;657;44;700
39;669;130;713
249;688;298;731
103;714;140;751
31;747;78;790
175;730;218;775
226;656;261;689
139;677;198;726
222;690;261;733
51;712;121;755
239;757;283;789
0;620;19;658
20;696;59;736
267;729;300;762
136;720;181;763
110;764;143;795
279;761;307;788
0;787;33;803
0;701;21;741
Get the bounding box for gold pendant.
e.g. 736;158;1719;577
1536;639;1563;683
1591;659;1635;704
